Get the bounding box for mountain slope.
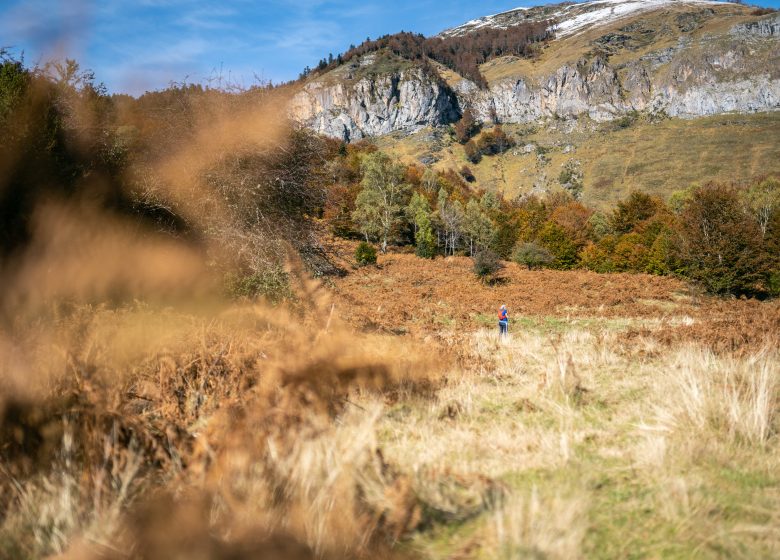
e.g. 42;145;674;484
289;1;779;140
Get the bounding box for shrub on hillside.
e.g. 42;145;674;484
473;249;501;281
460;165;476;183
355;241;378;266
475;126;515;157
454;108;479;144
512;242;554;270
464;140;481;164
224;268;293;303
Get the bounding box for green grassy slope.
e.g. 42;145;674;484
376;112;780;208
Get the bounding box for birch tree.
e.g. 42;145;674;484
352;152;410;252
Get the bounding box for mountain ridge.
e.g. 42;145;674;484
289;0;779;141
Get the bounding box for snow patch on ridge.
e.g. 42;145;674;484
440;0;738;39
553;0;735;37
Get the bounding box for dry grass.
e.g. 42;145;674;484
365;324;778;558
1;247;778;558
0;273;441;559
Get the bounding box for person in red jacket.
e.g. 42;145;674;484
498;305;508;337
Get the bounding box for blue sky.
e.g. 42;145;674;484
2;0;778;95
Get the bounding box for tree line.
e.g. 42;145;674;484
305;21;552;88
325;143;780;297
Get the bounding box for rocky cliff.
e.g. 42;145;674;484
289;64;459;141
290;4;780;141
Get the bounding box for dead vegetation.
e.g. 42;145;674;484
327;240;779;357
0;269;445;559
1;244;778;558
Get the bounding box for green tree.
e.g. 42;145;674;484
587;211;612;240
0;52;30;123
646;231;674;275
406;191;431;236
537;221;579;269
559;160;583;199
612;233;649;272
480;191;500;213
355;241;377;266
352;152;411;252
415;212;437;259
437;187;464;256
491;211;521;260
512;242;554;270
745;177;780;237
421;168;439;193
762;206;780;295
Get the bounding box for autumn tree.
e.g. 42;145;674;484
405;191;431;237
550;201;593;250
464;139;481;164
454;108;479;144
677;184;764;295
610;191;660;234
421;168;439;193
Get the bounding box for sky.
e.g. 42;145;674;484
2;0;778;96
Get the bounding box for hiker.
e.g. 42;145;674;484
498;305;508;337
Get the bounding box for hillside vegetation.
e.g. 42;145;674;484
377;113;780;207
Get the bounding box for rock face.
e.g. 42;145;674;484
467;57;651;124
290;10;780;141
730;13;780;38
289;68;459;141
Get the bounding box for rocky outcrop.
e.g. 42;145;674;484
290;12;780;140
730;13;780;38
656;76;779;117
289;68;459;141
463;57;650;124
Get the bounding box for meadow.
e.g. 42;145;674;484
1;246;777;559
